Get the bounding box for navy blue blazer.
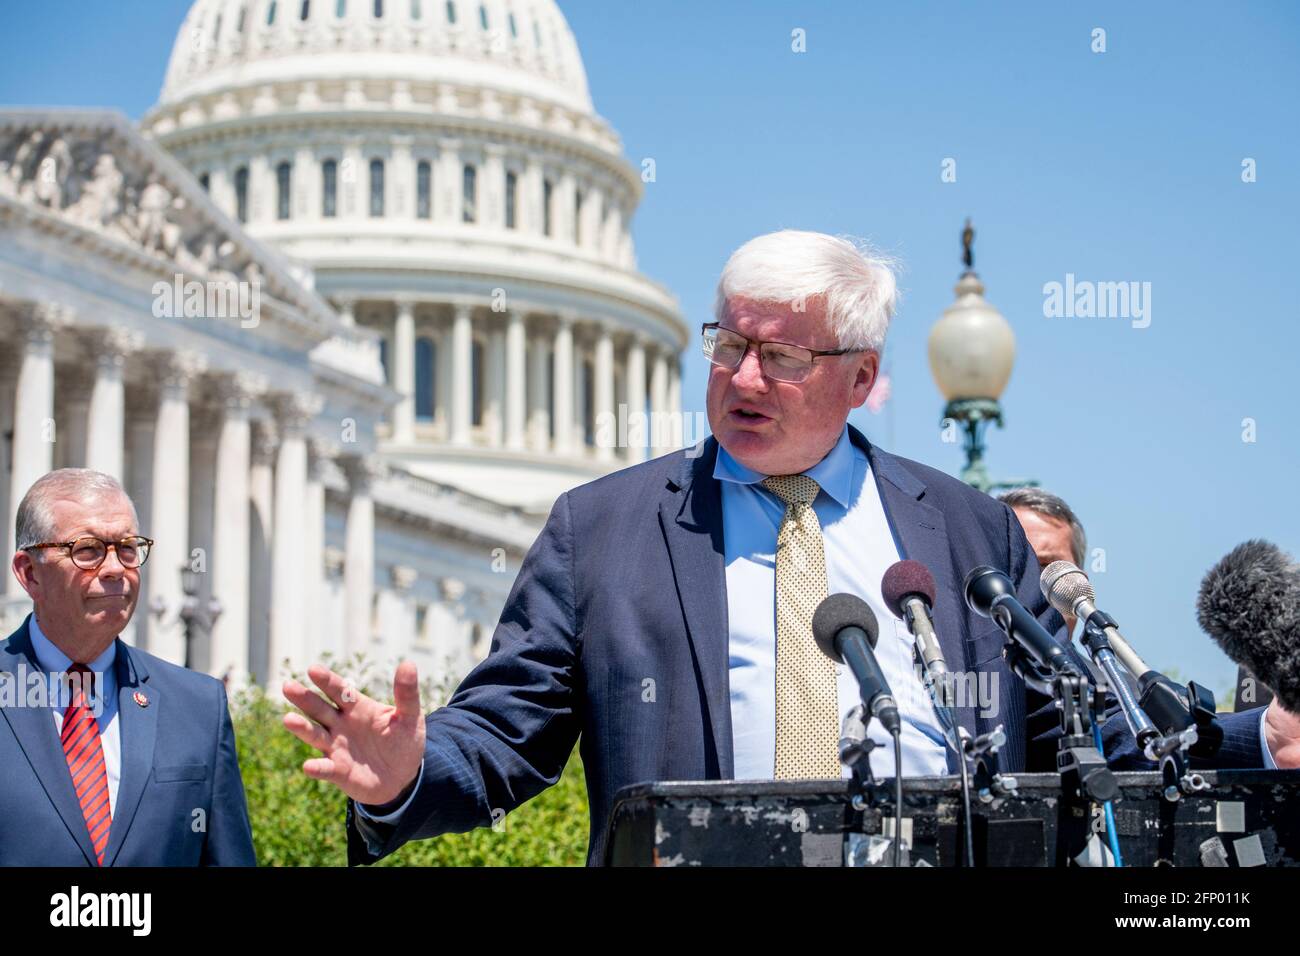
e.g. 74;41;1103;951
0;615;256;866
348;427;1267;865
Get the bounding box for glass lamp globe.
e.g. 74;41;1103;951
928;272;1016;402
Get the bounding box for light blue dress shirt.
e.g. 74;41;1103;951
29;615;122;816
717;425;949;779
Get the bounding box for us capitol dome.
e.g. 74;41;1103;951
143;0;687;510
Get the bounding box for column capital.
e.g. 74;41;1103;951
451;301;474;322
149;349;208;393
439;576;466;601
16;301;73;346
208;369;268;413
341;453;386;492
271;390;324;433
323;546;346;578
394;297;416;319
390;564;418;592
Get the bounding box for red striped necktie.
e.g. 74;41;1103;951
62;662;111;865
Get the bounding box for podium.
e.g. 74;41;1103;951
604;771;1300;866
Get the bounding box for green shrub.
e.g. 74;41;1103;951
232;653;589;866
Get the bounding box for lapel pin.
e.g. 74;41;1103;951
133;691;149;708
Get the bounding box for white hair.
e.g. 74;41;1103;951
15;468;138;552
713;229;900;353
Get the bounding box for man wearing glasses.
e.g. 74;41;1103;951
0;468;255;865
283;230;1296;866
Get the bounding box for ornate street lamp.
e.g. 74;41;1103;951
150;566;222;670
927;219;1037;493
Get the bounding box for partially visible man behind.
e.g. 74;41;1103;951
0;469;255;866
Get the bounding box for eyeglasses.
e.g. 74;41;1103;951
23;536;154;570
701;322;863;384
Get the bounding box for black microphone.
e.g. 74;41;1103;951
963;566;1080;678
812;593;901;736
1197;540;1300;713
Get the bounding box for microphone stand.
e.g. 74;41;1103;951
1078;615;1210;801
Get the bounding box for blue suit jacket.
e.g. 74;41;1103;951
0;615;256;866
348;427;1266;865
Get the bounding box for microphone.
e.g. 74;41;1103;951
963;566;1080;678
812;593;901;735
882;560;960;746
1197;540;1300;713
1040;561;1147;678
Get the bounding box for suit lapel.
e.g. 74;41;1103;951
0;616;97;865
658;438;734;778
855;429;979;769
103;640;157;866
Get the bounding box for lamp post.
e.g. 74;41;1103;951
927;219;1037;493
151;567;223;671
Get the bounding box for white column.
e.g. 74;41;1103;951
392;299;416;443
505;310;527;450
248;419;276;684
84;328;141;481
391;135;413;219
437;139;461;221
527;332;549;452
429;577;466;685
8;304;62;589
270;392;320;680
650;348;669;452
483;144;506;229
484;323;505;447
294;145;316;220
524;159;544;235
625;337;646;464
450;303;472;445
669;357;684;448
594;324;614;462
60;380;92;470
552;314;574;454
303;439;334;665
145;351;205;665
343;456;380;655
335;296;356;328
0;351;18;571
209;372;262;685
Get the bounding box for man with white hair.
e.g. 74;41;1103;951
1;468;255;865
283;230;1297;865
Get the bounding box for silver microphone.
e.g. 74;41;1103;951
1039;560;1149;678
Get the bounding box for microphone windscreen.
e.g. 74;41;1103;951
1196;539;1300;712
812;593;880;664
1040;560;1094;619
881;559;937;620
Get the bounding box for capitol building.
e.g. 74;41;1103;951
0;0;686;688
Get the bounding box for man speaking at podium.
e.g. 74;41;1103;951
283;230;1296;865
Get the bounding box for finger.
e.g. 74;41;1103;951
283;711;332;753
302;757;343;784
393;661;422;721
283;678;340;730
308;664;361;711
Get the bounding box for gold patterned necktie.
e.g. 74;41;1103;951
761;474;841;779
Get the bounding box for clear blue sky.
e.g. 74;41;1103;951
3;1;1297;696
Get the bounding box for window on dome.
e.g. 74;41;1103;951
267;1;277;26
336;0;346;15
379;337;389;382
411;0;422;20
214;14;223;43
533;19;541;48
235;166;249;223
504;171;517;230
582;358;594;445
237;6;247;31
370;159;385;216
322;159;337;217
415;337;436;420
542;178;553;236
446;1;456;25
373;0;383;17
416;161;432;219
471;339;484;426
478;4;488;29
508;12;517;38
300;0;310;21
199;173;210;193
462;164;477;223
276;161;292;220
574;189;583;245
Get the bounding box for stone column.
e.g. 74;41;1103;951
450;303;472;445
145;351;206;665
505;310;527;451
625;337;647;464
392;299;416;443
59;379;92;471
526;330;549;452
209;372;263;686
269;392;322;680
483;144;506;229
8;304;65;587
248;419;276;683
303;439;335;664
484;322;505;447
649;348;669;452
0;350;18;571
552;314;574;454
668;357;684;448
593;324;615;461
84;327;142;481
343;455;382;655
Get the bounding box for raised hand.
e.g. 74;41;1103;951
282;661;426;806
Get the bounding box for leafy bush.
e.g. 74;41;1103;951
231;653;589;866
